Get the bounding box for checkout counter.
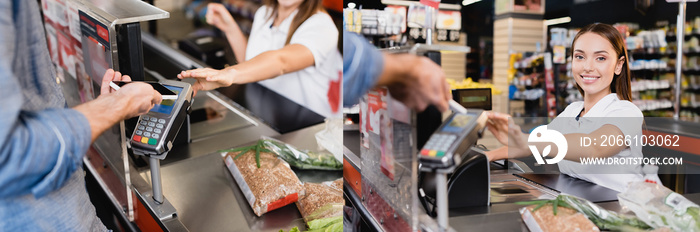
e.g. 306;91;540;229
341;65;700;232
342;100;700;232
54;0;340;231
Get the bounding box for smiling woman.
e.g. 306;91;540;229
570;23;633;117
485;23;660;192
573;36;620;89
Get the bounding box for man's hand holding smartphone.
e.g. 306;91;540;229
110;81;178;100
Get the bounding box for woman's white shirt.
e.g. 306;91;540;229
246;6;342;118
548;93;657;192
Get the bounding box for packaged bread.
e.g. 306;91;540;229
520;204;600;232
222;149;303;216
296;179;344;223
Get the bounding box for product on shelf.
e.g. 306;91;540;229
629;59;669;71
343;7;405;36
447;78;502;95
632;99;674;112
631;79;671;92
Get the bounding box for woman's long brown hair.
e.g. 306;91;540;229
571;23;632;101
264;0;326;45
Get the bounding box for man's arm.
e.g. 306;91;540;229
0;0;94;198
342;31;385;107
72;94;128;142
0;74;94;198
341;31;451;112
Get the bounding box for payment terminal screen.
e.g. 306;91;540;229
150;86;183;115
441;114;473;134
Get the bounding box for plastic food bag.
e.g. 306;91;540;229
618;182;700;231
520;204;600;232
222;148;303;216
517;194;651;231
296;179;344;223
329;178;343;191
260;137;343;170
315;118;343;162
296;179;343;232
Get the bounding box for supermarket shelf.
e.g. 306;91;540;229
633;86;673;92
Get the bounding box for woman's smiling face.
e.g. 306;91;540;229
572;32;625;97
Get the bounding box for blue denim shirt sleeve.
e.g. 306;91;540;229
342;31;384;107
0;0;92;198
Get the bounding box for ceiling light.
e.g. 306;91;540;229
545;17;572;26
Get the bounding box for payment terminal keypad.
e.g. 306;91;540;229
420;134;457;158
132;115;167;147
418;110;487;170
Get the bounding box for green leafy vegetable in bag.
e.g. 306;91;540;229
278;227;301;232
261;138;342;170
306;216;342;232
517;194;651;231
221;138;342;170
219;140;273;168
619;182;700;231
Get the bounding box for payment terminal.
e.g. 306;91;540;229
129;80;193;159
419;108;488;171
418;105;488;229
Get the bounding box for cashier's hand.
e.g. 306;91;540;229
486;112;530;158
99;69;163;120
177;68;234;96
206;3;236;34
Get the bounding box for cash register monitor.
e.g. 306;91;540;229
452;88;492;110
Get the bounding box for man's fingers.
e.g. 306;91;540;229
102;69;114;84
415;99;428;112
113;71;122;81
152;91;163;105
434;97;448;112
443;80;452;102
100;69;115;94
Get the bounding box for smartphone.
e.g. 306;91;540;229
111;81;178;100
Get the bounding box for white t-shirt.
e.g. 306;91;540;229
246;6;342;118
548;93;659;192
